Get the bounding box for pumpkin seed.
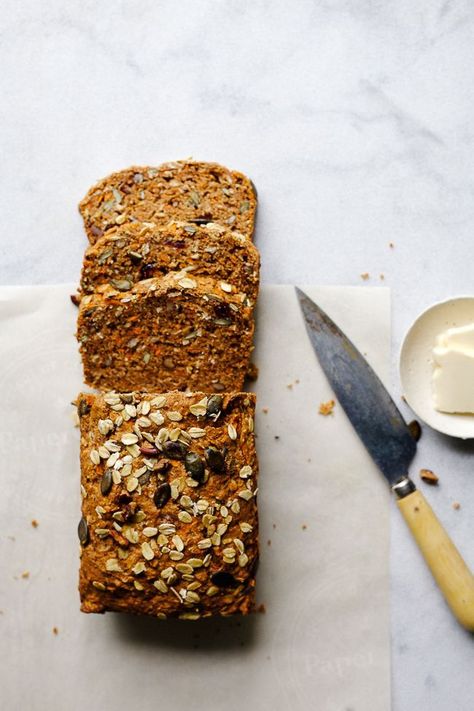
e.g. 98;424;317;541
163;440;188;459
206;394;223;420
78;517;89;546
184;452;205;482
204;446;225;473
153;483;171;508
100;469;113;495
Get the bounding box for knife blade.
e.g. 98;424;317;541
296;287;474;630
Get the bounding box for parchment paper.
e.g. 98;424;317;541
0;284;390;711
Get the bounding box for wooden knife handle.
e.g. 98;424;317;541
397;488;474;631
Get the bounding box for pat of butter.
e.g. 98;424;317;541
432;323;474;414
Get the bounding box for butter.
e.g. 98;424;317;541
432;323;474;414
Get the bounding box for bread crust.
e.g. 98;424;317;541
77;391;258;618
77;273;255;393
79;161;257;243
80;220;260;306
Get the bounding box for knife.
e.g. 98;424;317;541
296;287;474;631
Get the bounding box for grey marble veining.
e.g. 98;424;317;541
1;1;473;708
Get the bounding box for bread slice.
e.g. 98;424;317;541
80;221;260;307
77;389;258;618
77;274;254;393
79;160;257;243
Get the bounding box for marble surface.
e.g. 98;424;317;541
0;0;473;708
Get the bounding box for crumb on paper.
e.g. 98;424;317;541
31;520;39;528
389;242;395;249
70;293;80;307
286;383;293;390
408;420;422;442
272;523;276;529
267;539;272;546
301;524;307;530
257;603;266;614
274;435;280;440
401;395;407;403
246;362;258;381
452;501;461;510
262;407;268;414
379;274;385;281
52;626;59;635
319;399;335;416
21;571;30;579
420;469;438;485
360;272;370;280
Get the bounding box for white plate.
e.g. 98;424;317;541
400;296;474;439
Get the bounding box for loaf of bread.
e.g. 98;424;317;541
79;161;257;244
77;273;254;393
80;220;260;306
77;390;258;618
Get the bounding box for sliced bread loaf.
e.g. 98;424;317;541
77;273;254;393
80;221;260;306
79;160;257;243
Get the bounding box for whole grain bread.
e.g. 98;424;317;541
79;161;257;243
77;390;258;618
77;273;254;393
80;220;260;306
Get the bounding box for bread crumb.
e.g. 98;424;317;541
272;523;276;529
274;435;280;440
420;468;438;485
52;627;59;635
379;274;385;281
31;520;39;528
389;242;395;249
262;407;268;414
295;379;300;384
267;539;271;546
360;272;370;280
319;399;335;416
257;603;266;614
452;501;461;510
21;571;30;579
286;383;293;390
408;420;422;442
301;524;307;530
246;362;258;381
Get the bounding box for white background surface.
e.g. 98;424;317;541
0;285;390;711
0;1;473;708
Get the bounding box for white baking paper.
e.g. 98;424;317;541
0;284;390;711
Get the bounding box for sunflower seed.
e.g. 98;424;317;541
239;465;252;479
78;517;89;545
105;558;122;572
178;511;193;523
189;398;207;417
143;527;158;537
92;581;106;591
176;563;193;575
121;432;138;445
132;561;146;575
220;282;233;293
90;449;100;465
126;477;139;492
141;542;154;560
